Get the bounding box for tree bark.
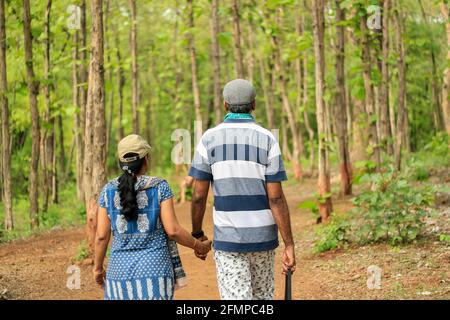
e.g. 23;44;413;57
210;0;222;124
231;0;245;78
0;0;13;230
85;0;107;255
259;56;275;129
270;9;303;180
41;0;54;212
361;14;381;170
112;20;125;139
393;1;407;170
379;0;393;154
23;0;40;229
334;0;352;196
187;0;202;125
441;2;450;135
105;0;114;154
129;0;139;134
417;0;444;132
312;0;332;221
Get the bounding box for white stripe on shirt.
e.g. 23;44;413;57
213;208;275;228
211;160;266;180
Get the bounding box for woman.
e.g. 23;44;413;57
93;134;211;300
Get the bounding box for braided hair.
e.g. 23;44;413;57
118;152;145;221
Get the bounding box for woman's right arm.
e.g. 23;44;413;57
160;198;211;255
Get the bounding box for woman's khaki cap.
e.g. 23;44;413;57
117;134;151;163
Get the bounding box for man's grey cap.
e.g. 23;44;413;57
223;79;256;106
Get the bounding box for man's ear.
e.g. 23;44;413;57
224;102;229;112
251;100;256;111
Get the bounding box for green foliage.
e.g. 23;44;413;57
352;169;433;245
439;234;450;245
314;214;351;253
298;199;319;220
314;169;435;253
74;240;89;262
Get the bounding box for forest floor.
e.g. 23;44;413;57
0;176;449;300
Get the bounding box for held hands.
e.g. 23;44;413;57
194;235;212;260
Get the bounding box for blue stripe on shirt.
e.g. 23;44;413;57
213;239;279;252
188;166;213;181
214;194;270;211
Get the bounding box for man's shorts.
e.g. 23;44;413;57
214;249;275;300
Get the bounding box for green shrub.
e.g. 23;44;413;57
313;214;351;253
314;168;435;252
352;168;433;245
74;240;89;262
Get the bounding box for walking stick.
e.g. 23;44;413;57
285;269;292;300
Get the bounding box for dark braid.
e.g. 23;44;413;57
118;153;145;221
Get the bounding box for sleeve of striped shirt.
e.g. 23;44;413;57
265;140;288;182
188;137;213;181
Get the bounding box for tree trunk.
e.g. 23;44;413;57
187;0;202;125
23;0;40;229
312;0;332;221
73;27;84;202
393;1;407;171
41;0;54;212
129;0;139;134
231;0;245;78
379;0;393;154
334;0;352;196
56;112;65;184
259;56;275;129
112;21;125;139
417;0;444;132
361;14;381;170
210;0;222;124
441;2;450;135
270;10;303;181
85;0;107;255
0;0;13;230
105;0;114;154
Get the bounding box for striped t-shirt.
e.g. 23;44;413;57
188;117;287;252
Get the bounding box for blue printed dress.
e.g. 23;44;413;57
98;175;184;300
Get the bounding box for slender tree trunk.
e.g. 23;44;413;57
312;0;332;221
112;21;125;139
42;0;54;212
393;1;407;170
51;133;58;203
73;28;84;202
301;8;315;177
270;10;303;180
129;0;139;134
0;0;13;230
210;0;222;124
231;0;245;78
361;14;381;170
187;0;202;125
259;56;275;129
105;0;114;154
417;0;444;132
85;0;107;255
379;0;393;154
334;0;352;196
23;0;40;229
57;114;65;181
246;22;255;83
441;2;450;135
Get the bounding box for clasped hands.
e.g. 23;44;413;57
194;235;211;260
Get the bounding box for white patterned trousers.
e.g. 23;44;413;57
214;250;275;300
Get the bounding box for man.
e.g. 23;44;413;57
189;79;296;300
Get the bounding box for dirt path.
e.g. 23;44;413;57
0;179;449;300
